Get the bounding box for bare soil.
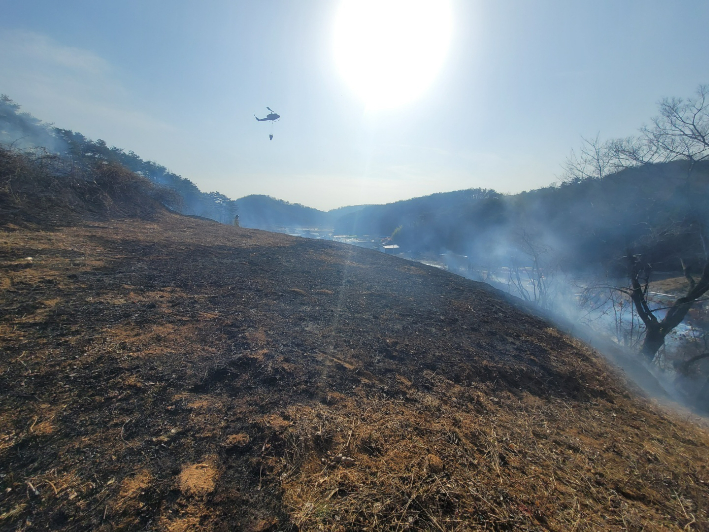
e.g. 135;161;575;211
0;213;707;531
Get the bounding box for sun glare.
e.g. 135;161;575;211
333;0;453;110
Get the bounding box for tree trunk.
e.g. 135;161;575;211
640;324;666;360
627;255;708;362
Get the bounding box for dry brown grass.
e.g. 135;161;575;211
275;390;707;531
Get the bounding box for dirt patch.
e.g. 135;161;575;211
119;469;153;500
178;461;218;497
260;414;292;432
160;514;202;532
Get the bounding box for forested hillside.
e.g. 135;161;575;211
387;161;708;273
332;189;499;236
235;195;328;230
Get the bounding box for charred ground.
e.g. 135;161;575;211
0;150;708;531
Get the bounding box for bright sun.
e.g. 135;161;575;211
333;0;453;110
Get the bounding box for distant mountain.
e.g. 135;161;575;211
326;204;370;216
332;189;498;236
506;161;709;271
235;195;328;230
325;204;371;219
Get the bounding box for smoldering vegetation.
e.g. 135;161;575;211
335;162;709;413
1;205;706;530
0;95;62;153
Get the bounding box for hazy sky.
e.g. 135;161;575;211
1;1;707;210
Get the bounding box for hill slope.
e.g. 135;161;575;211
0;155;707;530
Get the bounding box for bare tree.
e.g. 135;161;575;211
563;85;708;181
577;279;644;348
561;134;619;182
563;86;709;362
506;231;558;310
640;85;708;164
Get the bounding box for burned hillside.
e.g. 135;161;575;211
0;152;708;531
0;146;177;227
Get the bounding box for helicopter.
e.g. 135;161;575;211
255;107;280;140
254;107;280;122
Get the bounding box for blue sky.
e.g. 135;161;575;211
1;1;707;210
